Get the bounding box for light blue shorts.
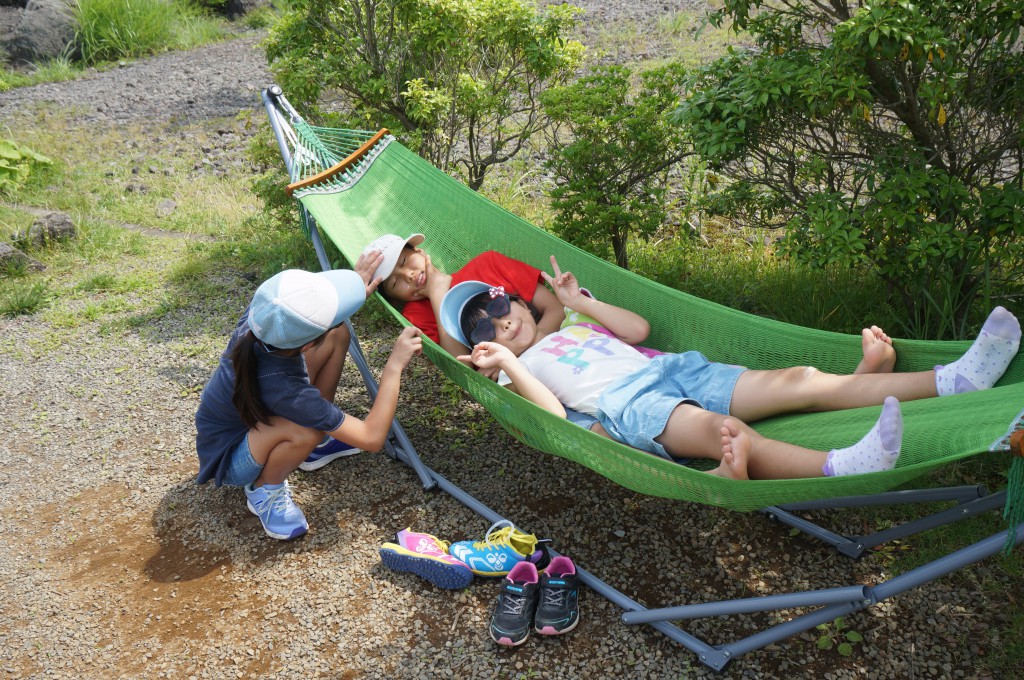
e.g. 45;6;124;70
221;434;264;487
595;351;747;461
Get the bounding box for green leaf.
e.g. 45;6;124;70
838;642;854;656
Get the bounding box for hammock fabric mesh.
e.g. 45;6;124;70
286;126;1024;512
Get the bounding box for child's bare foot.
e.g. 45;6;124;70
710;418;751;480
855;326;896;374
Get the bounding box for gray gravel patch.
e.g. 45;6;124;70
0;5;1019;679
0;33;271;125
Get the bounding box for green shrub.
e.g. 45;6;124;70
673;0;1024;339
266;0;584;190
541;62;691;269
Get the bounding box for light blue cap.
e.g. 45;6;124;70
248;269;365;349
439;280;494;347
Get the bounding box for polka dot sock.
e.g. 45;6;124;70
823;397;903;477
935;306;1021;396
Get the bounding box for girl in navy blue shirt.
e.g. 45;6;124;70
196;267;420;540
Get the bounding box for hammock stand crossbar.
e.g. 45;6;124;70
262;85;1023;672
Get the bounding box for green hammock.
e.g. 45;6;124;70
285;125;1024;513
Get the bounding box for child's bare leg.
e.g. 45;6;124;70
732;310;1019;421
304;325;351;401
658;401;904;480
656;404;828;479
730;366;935;422
248;417;323;485
855;326;896;374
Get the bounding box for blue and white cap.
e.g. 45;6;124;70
248;269;365;349
439;280;494;347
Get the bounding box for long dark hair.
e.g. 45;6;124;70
459;292;541;346
230;330;319;429
231;331;272;429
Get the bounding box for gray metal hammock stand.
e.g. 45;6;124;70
262;85;1023;673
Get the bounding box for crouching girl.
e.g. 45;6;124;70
196;268;421;539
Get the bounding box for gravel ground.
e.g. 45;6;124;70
1;6;1021;679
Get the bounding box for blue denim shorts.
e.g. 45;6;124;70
595;351;747;460
221;434;264;487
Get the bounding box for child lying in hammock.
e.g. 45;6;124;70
438;257;1021;480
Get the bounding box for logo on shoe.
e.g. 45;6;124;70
450;544;474;563
414;538;442;556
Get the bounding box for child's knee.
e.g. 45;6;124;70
296;426;324;450
782;365;818;385
328;324;351;349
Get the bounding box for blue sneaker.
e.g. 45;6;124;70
449;520;539;577
299;436;362;471
244;481;308;540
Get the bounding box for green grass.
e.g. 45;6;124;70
0;279;50;317
74;0;227;65
1;0;230;91
582;9;742;71
0;57;82;93
628;228;899;334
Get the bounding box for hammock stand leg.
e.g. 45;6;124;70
262;86;435;491
622;489;1021;671
764;485;997;558
260;85;1021;673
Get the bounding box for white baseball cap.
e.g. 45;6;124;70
360;233;426;283
248;269;365;349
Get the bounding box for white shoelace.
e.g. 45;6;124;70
542;586;566;607
253;483;295;516
482;519;516;547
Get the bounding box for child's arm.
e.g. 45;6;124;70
330;326;422;450
531;283;566;338
541;256;650;345
459;342;567;418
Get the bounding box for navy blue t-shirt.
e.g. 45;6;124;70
195;312;346;486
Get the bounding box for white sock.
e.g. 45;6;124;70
823;397;903;477
935;306;1020;396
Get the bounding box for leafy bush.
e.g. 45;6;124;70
541;63;692;269
265;0;584;190
673;0;1024;338
0;140;53;198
